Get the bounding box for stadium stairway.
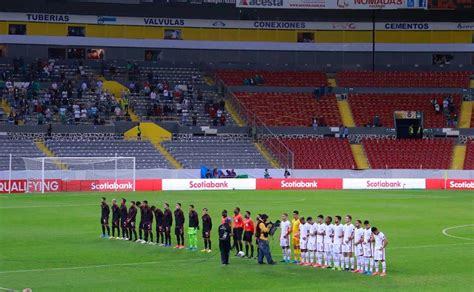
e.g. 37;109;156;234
1;98;12;117
458;101;473;128
225;98;245;127
35;141;68;170
450;144;467;170
350;144;370;169
337;99;356;127
124;122;182;169
100;78;140;122
255;142;280;168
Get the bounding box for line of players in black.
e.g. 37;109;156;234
100;197;213;251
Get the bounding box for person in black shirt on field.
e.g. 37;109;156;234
219;217;232;265
163;203;173;247
154;206;164;246
120;198;128;240
100;197;110;238
188;205;199;251
111;199;120;238
201;208;213;253
142;201;153;243
127;201;138;241
174;203;185;249
137;201;145;242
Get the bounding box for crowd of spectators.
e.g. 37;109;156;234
431;95;458;127
243;74;264;86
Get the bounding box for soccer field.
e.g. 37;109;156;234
0;190;473;291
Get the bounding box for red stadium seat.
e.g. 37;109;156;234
464;141;474;170
216;70;328;87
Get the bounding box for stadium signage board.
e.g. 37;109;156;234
162;178;256;191
343;178;426;189
236;0;427;9
0;179;61;193
0;13;472;31
256;178;342;190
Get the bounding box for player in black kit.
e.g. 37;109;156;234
142;201;153;244
163;203;173;247
111;199;120;238
174;203;185;249
127;201;138;241
119;198;128;240
136;201;144;243
201;208;213;253
153;206;165;246
100;197;110;238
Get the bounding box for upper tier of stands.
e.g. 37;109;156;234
349;93;461;128
234;92;341;127
362;138;454;169
216;70;328;87
337;71;471;88
463;140;474;170
162;135;269;169
264;137;355;169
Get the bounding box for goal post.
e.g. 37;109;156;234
21;156;136;193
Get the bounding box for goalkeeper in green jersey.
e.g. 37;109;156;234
188;205;199;251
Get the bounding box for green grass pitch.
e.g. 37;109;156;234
0;190;473;291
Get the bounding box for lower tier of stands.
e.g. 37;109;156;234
0;137;45;170
464;140;474;170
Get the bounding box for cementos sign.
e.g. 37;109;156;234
343;178;426;189
162;179;256;191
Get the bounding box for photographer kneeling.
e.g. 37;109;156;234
257;214;277;265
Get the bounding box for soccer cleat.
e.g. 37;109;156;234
280;259;287;263
304;263;312;267
365;271;372;276
201;249;208;252
321;265;327;269
358;270;365;274
315;263;321;267
207;249;212;253
178;245;185;249
352;269;359;273
380;272;386;277
372;272;380;276
174;245;180;248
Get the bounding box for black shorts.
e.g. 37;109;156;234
233;227;243;240
175;226;184;236
121;220;127;228
112;219;119;228
101;217;109;224
163;226;171;234
139;222;144;229
143;222;152;231
202;230;211;239
243;231;253;242
156;225;164;232
128;221;136;229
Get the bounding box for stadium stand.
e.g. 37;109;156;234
463;140;474;170
337;71;471;88
0;136;45;170
264;137;356;169
349;93;461;128
162;135;270;169
233;92;341;127
362;138;454;169
217;70;328;87
45;139;171;169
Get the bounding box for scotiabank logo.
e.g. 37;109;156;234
344;178;425;189
189;181;229;189
0;179;61;193
90;182;133;191
367;180;403;188
281;180;318;188
448;180;474;190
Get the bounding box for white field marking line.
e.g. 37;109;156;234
0;258;192;275
0;204;96;209
0;287;18;292
442;224;474;241
1;241;472;275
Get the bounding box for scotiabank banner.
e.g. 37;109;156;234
0;179;62;193
343;178;426;189
446;179;474;190
162;179;256;191
256;178;342;190
62;179;135;192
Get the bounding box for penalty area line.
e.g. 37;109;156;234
442;224;474;241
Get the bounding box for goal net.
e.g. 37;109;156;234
21;156;136;193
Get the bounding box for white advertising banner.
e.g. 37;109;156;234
236;0;427;9
343;178;426;189
162;179;256;191
0;12;472;31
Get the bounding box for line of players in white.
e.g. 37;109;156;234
279;214;388;276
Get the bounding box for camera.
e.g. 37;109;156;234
268;220;281;236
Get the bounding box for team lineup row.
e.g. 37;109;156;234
99;198;388;275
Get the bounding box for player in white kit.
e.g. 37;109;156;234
371;226;388;277
362;220;374;275
307;217;317;266
323;216;334;268
315;215;326;267
298;217;309;265
353;219;365;273
332;215;344;271
279;213;292;263
343;215;355;271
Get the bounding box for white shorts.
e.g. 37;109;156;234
333;242;342;254
316;242;324;252
342;242;353;253
363;243;373;257
307;240;316;251
355;244;364;256
280;237;290;248
300;239;308;250
324;242;332;254
374;248;385;261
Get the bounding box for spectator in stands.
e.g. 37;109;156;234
343;127;349;138
220;115;226;126
373;115;380;127
339;125;344;138
284;168;290;178
192;112;198;126
313;88;320;100
264;169;271;179
312;117;318;130
434;102;441;114
452;113;458;128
